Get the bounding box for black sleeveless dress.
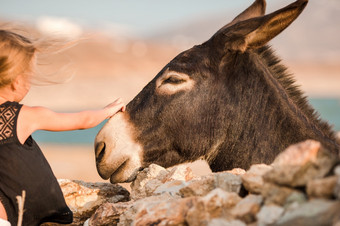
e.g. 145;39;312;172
0;101;73;225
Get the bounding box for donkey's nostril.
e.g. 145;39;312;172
95;142;106;160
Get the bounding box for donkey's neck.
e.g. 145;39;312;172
258;46;337;146
209;49;338;172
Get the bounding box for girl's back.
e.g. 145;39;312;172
0;101;73;225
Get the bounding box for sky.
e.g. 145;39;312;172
0;0;292;37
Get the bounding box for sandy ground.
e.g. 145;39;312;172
40;144;103;182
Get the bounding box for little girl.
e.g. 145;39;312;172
0;30;125;225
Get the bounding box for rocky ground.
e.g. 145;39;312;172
42;135;340;226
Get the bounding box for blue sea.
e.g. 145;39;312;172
32;98;340;144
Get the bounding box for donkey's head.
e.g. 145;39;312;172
95;0;333;183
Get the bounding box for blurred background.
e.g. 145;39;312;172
1;0;339;183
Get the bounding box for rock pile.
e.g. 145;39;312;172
42;180;130;226
47;139;340;226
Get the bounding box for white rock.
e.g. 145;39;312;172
208;219;246;226
257;205;284;226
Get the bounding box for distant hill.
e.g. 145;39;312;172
149;0;340;63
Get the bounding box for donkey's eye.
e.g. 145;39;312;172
162;76;186;85
156;70;195;95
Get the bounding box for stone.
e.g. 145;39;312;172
130;164;169;200
130;164;196;200
215;172;243;194
186;188;241;226
264;140;338;187
275;199;340;226
46;146;340;226
57;179;129;225
153;180;188;197
226;168;246;176
208;219;246;226
241;164;273;194
256;205;284;226
230;194;263;224
83;219;90;226
306;176;337;199
132;197;196;226
180;172;242;198
201;188;241;210
261;182;306;206
118;193;179;226
88;201;133;226
131;164;242;200
179;175;216;198
284;191;308;209
162;164;195;182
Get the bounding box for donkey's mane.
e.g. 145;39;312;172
257;45;336;140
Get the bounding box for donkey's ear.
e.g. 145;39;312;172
229;0;266;26
215;0;266;36
221;0;308;52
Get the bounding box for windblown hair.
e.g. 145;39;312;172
0;25;78;87
0;29;36;88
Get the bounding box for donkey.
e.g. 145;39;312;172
95;0;340;183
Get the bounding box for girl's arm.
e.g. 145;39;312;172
17;98;125;144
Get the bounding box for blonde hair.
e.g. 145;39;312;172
0;25;78;87
0;29;37;88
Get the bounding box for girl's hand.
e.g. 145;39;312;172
104;98;126;118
